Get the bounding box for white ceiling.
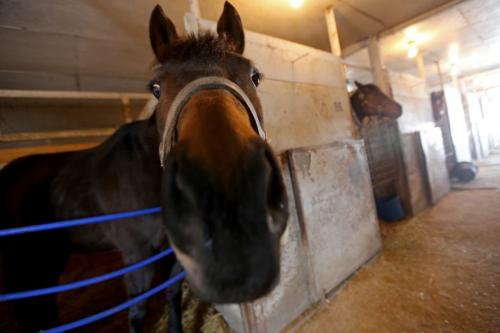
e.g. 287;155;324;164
345;0;500;90
2;0;499;92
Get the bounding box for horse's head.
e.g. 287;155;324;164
149;2;288;303
351;81;402;120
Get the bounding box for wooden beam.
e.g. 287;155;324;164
137;97;157;120
184;0;201;35
324;5;342;57
0;89;150;100
120;96;132;123
367;37;392;96
0;128;115;142
0;142;101;164
416;53;427;85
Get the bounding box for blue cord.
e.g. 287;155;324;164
0;247;173;301
0;207;161;237
44;271;186;333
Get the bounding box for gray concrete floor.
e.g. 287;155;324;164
291;150;500;333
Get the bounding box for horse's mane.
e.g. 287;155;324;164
154;33;229;63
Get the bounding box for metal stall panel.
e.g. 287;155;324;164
418;127;450;204
215;157;314;333
288;140;382;296
400;133;430;215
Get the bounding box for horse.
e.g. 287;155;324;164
350;81;403;124
0;2;289;332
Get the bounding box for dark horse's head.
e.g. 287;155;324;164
351;81;402;121
149;2;289;303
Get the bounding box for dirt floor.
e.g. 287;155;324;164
292;151;500;333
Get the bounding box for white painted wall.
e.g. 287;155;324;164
484;88;500;148
389;71;434;134
466;92;490;159
444;84;472;162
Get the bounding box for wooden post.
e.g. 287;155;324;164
120;96;132;123
367;36;392;96
416;53;427;86
137;97;157;120
184;0;201;35
324;5;342;57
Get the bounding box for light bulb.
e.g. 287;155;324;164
407;41;418;59
290;0;304;9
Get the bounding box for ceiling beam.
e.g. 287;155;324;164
342;0;467;58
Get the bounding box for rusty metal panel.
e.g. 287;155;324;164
418;127;450;204
216;156;314;333
360;119;402;202
288;140;382;296
400;133;430;215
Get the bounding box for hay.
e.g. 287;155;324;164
153;281;234;333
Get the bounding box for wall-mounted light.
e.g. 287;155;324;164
289;0;304;9
407;40;418;59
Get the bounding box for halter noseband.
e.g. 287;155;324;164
158;76;266;168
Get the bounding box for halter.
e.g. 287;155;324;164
158;76;266;168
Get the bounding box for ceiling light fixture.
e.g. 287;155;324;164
407;40;418;59
450;64;460;77
289;0;304;9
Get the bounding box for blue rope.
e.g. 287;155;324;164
0;207;161;237
44;271;186;333
0;247;173;301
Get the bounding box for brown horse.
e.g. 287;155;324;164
0;2;288;332
350;81;403;123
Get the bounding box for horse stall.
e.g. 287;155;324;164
195;17;381;333
0;2;383;332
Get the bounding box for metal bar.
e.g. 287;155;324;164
0;207;161;237
45;272;186;333
0;89;150;100
0;128;116;142
0;247;173;301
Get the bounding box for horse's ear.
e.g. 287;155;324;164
355;81;365;89
217;2;245;54
149;5;178;63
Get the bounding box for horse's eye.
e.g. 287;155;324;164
152;83;161;99
251;70;262;87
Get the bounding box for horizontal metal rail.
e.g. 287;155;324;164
0;128;116;142
0;247;173;301
0;89;150;100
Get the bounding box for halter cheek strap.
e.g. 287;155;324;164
158;76;266;168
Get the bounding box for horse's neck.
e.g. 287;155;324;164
53;118;163;215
